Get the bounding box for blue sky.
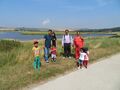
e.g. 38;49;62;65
0;0;120;29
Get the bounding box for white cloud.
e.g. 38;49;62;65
42;19;50;26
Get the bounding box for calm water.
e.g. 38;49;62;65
0;32;114;41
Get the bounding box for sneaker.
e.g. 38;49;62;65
77;66;80;70
63;57;65;59
69;57;71;59
46;61;49;63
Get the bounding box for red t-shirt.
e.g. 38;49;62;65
51;47;57;55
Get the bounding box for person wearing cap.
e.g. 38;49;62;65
44;29;52;63
62;29;73;58
32;40;41;70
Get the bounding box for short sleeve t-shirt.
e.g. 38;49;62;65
79;52;86;61
44;35;52;48
32;47;40;57
51;47;57;55
84;53;89;61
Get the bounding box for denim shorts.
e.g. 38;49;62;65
78;59;83;65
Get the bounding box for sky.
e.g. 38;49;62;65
0;0;120;29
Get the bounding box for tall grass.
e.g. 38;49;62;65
0;37;120;90
0;40;22;52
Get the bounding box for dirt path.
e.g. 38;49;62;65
29;54;120;90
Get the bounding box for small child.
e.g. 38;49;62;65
50;45;57;62
83;48;89;68
78;48;89;69
32;40;41;70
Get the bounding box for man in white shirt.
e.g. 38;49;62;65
62;29;73;58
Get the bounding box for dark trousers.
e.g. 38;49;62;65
64;43;71;57
52;40;56;47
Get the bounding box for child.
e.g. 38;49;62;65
50;45;57;62
78;48;85;69
78;48;89;69
83;47;89;68
32;40;41;70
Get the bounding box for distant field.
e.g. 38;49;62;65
0;36;120;90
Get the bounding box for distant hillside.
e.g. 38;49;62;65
15;27;49;31
1;27;120;32
16;27;120;32
0;27;15;31
76;27;120;32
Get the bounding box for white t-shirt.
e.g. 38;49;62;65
79;52;86;61
79;52;89;61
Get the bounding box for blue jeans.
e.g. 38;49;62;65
44;47;50;62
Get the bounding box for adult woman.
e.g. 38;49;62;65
52;32;57;47
73;31;84;60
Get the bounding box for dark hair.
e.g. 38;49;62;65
34;42;38;44
48;29;52;32
65;29;69;32
81;47;88;53
52;32;57;40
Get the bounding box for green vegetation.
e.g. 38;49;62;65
0;37;120;90
0;40;22;52
20;31;117;35
20;31;76;35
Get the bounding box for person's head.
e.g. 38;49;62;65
82;47;89;53
65;29;69;35
48;29;52;35
76;31;80;36
52;32;56;37
80;48;84;52
33;39;39;47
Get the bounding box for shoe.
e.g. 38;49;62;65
63;57;65;59
69;57;71;59
46;61;49;63
77;66;80;70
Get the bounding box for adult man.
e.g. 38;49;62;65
44;29;52;63
62;29;73;58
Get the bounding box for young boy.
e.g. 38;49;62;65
50;45;57;62
32;40;41;70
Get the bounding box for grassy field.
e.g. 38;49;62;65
0;36;120;90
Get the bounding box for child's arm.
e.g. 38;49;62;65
32;51;34;57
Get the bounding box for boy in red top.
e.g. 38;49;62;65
73;32;84;67
51;45;57;62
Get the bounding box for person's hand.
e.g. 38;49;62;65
72;45;75;49
72;44;74;47
42;46;45;49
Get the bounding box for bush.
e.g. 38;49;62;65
0;40;22;52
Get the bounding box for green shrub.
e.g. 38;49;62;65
0;40;22;52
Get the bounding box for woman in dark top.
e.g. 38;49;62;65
52;32;57;47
